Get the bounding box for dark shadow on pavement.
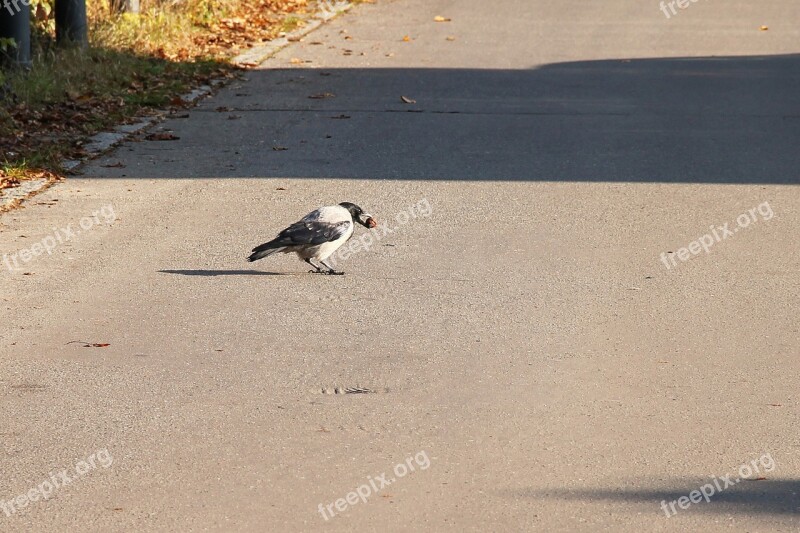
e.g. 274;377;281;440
158;269;289;276
83;53;800;184
519;479;800;516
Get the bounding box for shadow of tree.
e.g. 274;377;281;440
84;53;800;184
519;478;800;516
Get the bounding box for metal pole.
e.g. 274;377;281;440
0;0;31;67
55;0;88;47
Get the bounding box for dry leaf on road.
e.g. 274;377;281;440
66;341;111;348
146;132;180;141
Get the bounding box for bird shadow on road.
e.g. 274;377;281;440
158;269;288;276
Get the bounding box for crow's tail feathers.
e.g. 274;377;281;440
247;241;285;262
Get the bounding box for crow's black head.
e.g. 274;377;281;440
339;202;378;228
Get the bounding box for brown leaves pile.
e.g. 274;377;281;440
186;0;310;59
0;175;21;191
0;169;61;191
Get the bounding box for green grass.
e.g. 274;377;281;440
280;16;304;33
1;46;228;169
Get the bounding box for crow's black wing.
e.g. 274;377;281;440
248;206;352;262
275;219;352;245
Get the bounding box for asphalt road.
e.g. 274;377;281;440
1;0;798;531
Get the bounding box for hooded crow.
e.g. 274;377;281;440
247;202;378;275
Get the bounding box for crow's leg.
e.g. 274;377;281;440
320;259;344;275
305;258;324;274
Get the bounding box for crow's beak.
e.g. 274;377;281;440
360;214;378;228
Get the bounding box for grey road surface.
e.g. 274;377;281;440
1;0;798;531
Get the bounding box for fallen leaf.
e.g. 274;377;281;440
66;341;111;348
308;92;335;99
35;3;47;21
760;25;769;31
101;162;125;168
215;106;233;112
273;146;288;151
145;132;180;141
402;35;411;42
400;95;416;104
445;35;456;41
276;187;287;190
434;15;451;22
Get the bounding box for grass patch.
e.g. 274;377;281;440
280;16;304;33
1;0;313;181
1;46;229;169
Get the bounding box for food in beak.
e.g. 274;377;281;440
365;217;378;228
